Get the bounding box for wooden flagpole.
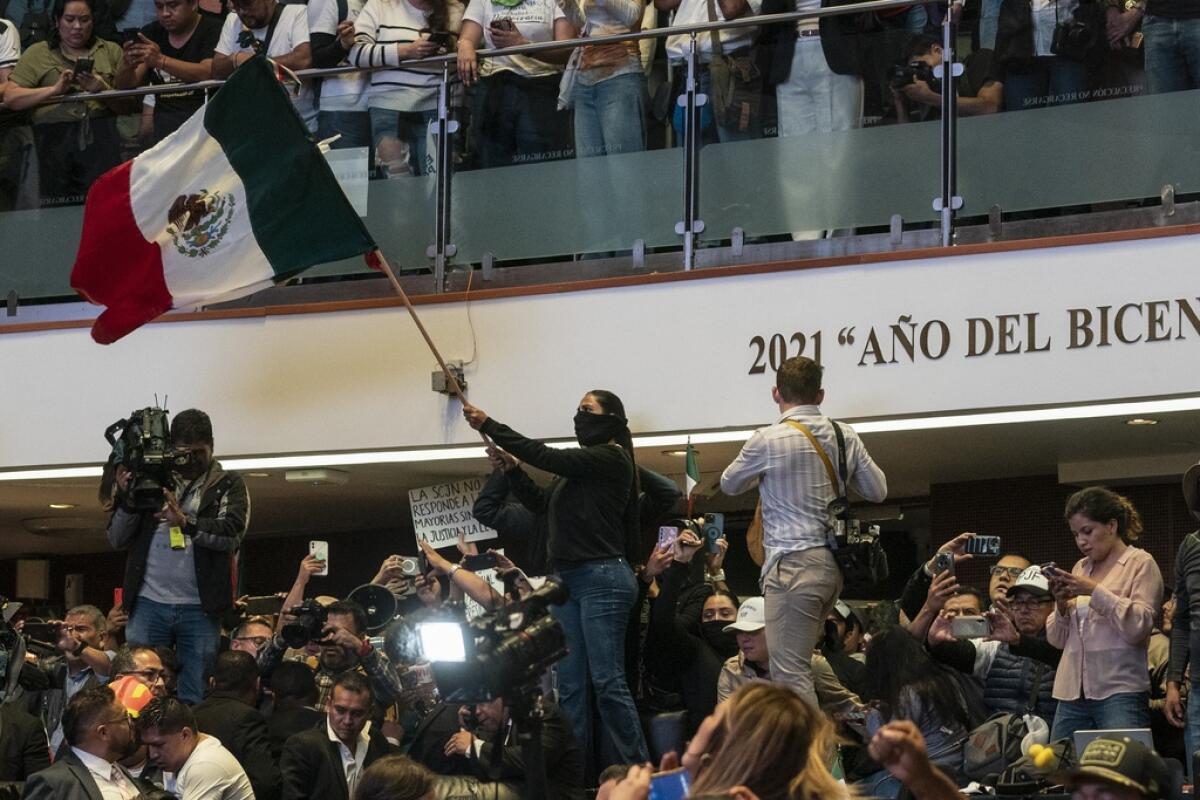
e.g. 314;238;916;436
372;249;490;444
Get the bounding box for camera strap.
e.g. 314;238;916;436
783;419;845;500
260;3;285;56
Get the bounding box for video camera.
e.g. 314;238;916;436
105;407;179;513
417;577;569;703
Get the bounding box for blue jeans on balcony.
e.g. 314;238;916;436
1050;691;1152;742
126;597;221;704
551;557;650;768
370;107;438;176
317;110;373;150
572;72;646;159
1002;56;1089;111
1144;15;1200;94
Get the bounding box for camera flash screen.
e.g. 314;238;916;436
418;622;468;662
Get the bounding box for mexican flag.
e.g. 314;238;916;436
685;440;699;515
71;57;377;344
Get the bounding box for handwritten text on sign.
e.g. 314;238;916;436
408;478;498;547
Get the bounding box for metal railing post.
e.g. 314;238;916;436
933;0;963;247
675;33;706;270
426;62;459;291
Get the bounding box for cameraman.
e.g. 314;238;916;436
107;408;250;705
25;605;115;753
437;696;585;800
258;600;405;711
892;34;1003;122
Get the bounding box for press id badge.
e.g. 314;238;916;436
169;526;187;550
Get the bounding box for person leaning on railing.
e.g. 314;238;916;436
455;0;577;168
350;0;461;178
2;0;136;207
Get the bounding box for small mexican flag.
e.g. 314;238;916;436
685;440;700;516
71;57;376;344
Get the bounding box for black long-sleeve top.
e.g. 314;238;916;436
648;561;725;734
480;418;636;566
1168;531;1200;683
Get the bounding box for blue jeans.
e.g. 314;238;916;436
1185;680;1200;780
126;597;221;704
979;0;1003;49
370;107;438;176
317;110;373;150
1050;691;1152;741
1003;56;1089;111
552;557;649;768
572;72;646;159
1143;15;1200;94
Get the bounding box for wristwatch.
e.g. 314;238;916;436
448;564;462;578
1125;0;1145;10
706;570;726;583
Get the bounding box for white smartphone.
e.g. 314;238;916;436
309;540;329;576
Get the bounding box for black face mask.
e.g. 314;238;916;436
574;410;627;447
701;621;739;657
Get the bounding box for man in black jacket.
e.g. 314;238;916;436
437;696;584;800
280;672;393;800
192;650;279;800
266;661;323;762
0;702;50;782
107;408;250;704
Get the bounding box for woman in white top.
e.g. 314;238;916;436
351;0;459;176
456;0;576;167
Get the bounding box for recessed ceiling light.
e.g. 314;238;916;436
1125;418;1158;426
247;472;271;478
48;503;76;510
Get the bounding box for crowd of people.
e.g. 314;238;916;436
0;364;1198;800
0;0;1197;208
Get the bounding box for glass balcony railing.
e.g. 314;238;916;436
1;0;1195;308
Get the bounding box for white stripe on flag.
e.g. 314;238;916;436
128;111;274;309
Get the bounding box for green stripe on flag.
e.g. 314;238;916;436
204;58;375;276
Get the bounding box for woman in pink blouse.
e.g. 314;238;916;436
1045;487;1164;741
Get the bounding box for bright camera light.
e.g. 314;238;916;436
418;622;468;663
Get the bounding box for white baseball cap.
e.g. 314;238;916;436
724;597;766;633
1007;565;1052;599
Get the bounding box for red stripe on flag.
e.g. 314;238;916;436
70;161;171;345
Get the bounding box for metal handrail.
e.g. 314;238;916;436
6;0;916;107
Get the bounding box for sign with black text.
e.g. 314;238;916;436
408;478;498;547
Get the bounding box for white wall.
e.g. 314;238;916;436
3;233;1199;469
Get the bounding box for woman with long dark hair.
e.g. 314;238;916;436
3;0;131;206
859;627;971;799
1046;486;1162;741
463;390;650;767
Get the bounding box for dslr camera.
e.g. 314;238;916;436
237;29;263;53
279;600;329;649
106;407;179;513
1051;16;1097;62
888;60;941;94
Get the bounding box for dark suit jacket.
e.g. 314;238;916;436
19;750;147;800
193;692;280;800
468;706;585;800
279;722;393;800
0;705;50;782
267;705;323;762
